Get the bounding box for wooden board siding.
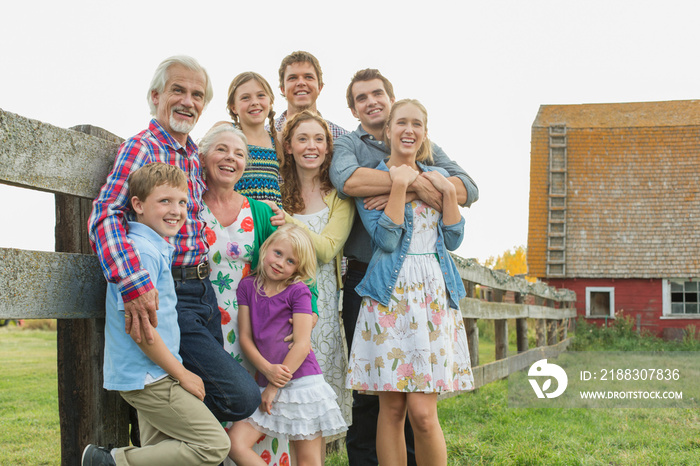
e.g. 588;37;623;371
546;278;699;337
564;126;700;278
528;100;700;279
527;125;549;277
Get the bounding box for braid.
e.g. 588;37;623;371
268;108;283;162
229;109;240;127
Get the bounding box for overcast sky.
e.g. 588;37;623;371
2;0;699;264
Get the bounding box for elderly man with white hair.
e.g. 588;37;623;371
88;56;261;439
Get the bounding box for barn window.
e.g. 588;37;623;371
585;287;615;318
663;279;700;316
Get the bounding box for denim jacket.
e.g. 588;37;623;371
330;124;479;263
354;161;467;309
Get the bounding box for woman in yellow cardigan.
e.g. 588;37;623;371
278;110;355;435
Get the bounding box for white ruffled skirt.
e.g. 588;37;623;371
246;374;348;441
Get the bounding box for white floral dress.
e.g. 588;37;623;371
293;208;352;425
203;198;290;466
346;201;474;393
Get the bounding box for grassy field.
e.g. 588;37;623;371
326;384;700;465
2;321;699;465
325;382;700;465
438;382;700;465
0;327;60;465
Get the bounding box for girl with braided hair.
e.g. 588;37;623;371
226;72;284;207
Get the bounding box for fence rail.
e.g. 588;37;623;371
0;108;577;464
0;248;105;319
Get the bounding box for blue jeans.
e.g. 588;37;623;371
343;268;417;466
175;277;261;422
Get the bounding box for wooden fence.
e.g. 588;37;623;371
0;108;577;464
448;255;576;396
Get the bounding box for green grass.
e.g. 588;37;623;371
476;339;518;365
0;327;60;465
326;319;700;465
571;316;700;352
3;323;699;465
438;381;700;465
326;380;700;466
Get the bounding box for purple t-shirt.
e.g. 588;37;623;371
237;276;322;387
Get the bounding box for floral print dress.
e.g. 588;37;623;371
203;198;290;466
347;201;474;393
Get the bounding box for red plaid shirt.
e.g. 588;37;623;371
88;119;208;302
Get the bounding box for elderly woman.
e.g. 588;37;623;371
198;123;288;465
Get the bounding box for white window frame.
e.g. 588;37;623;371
585;287;615;318
661;279;700;319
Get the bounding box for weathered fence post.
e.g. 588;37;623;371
56;125;129;465
514;292;529;352
464;281;479;369
545;298;558;345
492;289;508;360
546;320;557;345
465;319;479;369
535;297;546;347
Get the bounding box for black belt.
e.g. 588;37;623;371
172;261;210;281
347;259;368;273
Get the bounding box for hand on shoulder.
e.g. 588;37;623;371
261;200;286;226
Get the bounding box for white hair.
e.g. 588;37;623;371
198;123;249;165
147;55;214;116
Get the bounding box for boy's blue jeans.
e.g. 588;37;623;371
174;277;261;422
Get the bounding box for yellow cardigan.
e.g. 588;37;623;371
285;189;355;289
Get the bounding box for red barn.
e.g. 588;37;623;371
527;100;700;339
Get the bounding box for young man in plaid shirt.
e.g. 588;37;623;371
274;50;348;139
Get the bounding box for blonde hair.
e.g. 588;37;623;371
254;224;317;291
127;162;187;206
386;99;433;164
280;110;334;214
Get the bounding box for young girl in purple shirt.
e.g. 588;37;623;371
228;224;346;466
